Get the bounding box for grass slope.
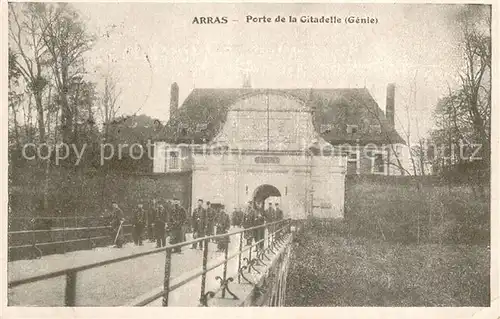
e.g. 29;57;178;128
285;222;490;307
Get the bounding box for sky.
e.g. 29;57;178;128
73;2;472;142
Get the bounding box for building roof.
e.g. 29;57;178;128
155;88;405;145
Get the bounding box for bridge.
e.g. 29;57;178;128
8;219;298;307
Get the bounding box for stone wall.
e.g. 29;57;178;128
9;169;193;228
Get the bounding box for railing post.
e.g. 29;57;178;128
31;220;36;247
65;271;77;306
271;222;275;244
271;222;275;245
62;218;66;254
162;247;172;306
87;225;92;250
199;238;209;305
248;235;252;273
265;223;269;249
238;231;243;284
221;233;229;298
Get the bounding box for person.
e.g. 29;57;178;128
147;199;157;242
155;203;167;247
169;198;186;253
165;199;173;221
164;199;173;234
254;202;266;250
215;205;231;253
243;201;255;245
206;201;216;241
275;203;283;220
264;202;275;239
231;207;238;227
265;202;275;223
132;203;146;246
231;207;244;228
191;199;206;250
275;203;284;236
110;202;125;248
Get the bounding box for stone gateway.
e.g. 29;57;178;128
154;84;405;220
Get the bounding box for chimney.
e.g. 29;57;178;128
385;83;395;128
170;82;179;120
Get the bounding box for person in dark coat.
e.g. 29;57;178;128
165;199;174;216
191;199;206;249
275;203;284;236
264;202;276;238
155;204;167;248
132;203;146;246
216;205;231;252
231;207;238;227
254;202;266;250
275;203;283;220
169;198;186;253
243;201;255;245
147;199;157;242
205;201;216;241
265;202;275;223
231;207;244;227
110;202;125;248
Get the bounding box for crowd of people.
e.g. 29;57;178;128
104;198;187;251
104;197;285;253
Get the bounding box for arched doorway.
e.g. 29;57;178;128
252;184;281;211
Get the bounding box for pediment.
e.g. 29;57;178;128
212;92;331;152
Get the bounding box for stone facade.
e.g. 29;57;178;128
154;91;347;219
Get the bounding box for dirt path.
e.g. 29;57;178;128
8;228;249;306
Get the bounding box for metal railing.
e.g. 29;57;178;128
8;218;294;307
9;216;103;231
8;223;133;261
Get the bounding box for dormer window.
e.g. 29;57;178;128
320;124;333;134
196;123;208;132
178;123;189;136
370;124;381;133
347;125;358;134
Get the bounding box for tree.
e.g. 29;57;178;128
98;70;122;141
430;6;490;192
8;48;23;148
9;3;51;143
38;3;95;144
457;8;491;162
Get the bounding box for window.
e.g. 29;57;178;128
344;148;359;174
347;151;358;162
372;152;385;174
169;151;179;170
347;125;358;134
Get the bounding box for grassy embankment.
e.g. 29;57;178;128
286;178;490;306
